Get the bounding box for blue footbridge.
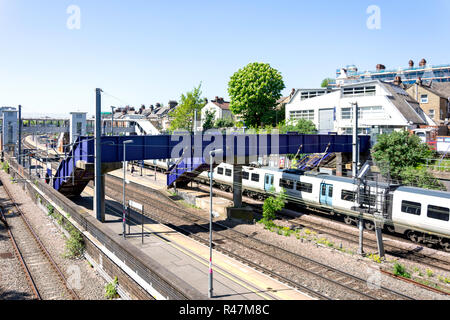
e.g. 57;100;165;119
53;133;370;197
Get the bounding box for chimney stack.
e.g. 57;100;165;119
376;64;386;71
393;76;402;86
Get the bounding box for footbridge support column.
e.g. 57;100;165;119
95;174;106;223
233;164;243;208
90;162;122;222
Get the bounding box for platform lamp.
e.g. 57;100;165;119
111;106;116;136
123;140;134;238
209;148;223;299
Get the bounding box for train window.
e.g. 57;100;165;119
280;179;294;190
401;201;421;216
217;167;224;175
427;205;449;222
296;182;313;193
251;173;260;182
243;171;249;180
341;190;356;202
359;191;376;207
328;186;333;197
321;185;326;196
225;169;232;177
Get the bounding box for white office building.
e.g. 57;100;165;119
285;80;434;135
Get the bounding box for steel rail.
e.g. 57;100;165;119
1;182;80;300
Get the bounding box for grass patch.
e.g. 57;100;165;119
393;263;411;279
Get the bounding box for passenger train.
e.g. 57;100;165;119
144;160;450;251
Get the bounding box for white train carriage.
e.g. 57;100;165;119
390;187;450;249
158;160;450;250
143;159;175;172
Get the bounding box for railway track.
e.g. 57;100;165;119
23;137;447;297
98;175;414;300
0;181;79;300
195;183;450;273
257;207;450;274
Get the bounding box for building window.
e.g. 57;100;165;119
342;127;371;135
290;110;315;121
429;109;435;119
300;91;327;100
420;94;429;104
342;86;376;97
341;108;352;120
340;106;384;121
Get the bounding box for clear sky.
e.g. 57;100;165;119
1;0;449;117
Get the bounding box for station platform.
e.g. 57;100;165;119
107;168;233;220
25;135;60;156
77;186;313;300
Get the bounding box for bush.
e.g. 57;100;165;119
399;166;445;190
261;189;286;225
64;229;85;259
105;277;119;300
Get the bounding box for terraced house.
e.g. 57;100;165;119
405;81;450;127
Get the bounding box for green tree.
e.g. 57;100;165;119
228;62;285;127
202;109;216;131
321;78;334;88
278;119;317;134
169;84;206;132
372;130;434;182
214;117;234;129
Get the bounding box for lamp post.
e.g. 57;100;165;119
123;140;134;238
111;106;116;136
209;148;223;299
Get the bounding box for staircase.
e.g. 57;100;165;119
296;153;334;171
53;137;94;198
167;157;218;188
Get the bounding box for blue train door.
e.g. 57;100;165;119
320;183;333;206
265;174;274;192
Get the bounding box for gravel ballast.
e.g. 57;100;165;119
0;171;108;300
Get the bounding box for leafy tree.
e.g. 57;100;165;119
202;109;216;131
169;84;206;132
278;119;317;134
399;166;445;190
228;62;285;127
372;131;433;181
321;78;334;88
214;117;234;129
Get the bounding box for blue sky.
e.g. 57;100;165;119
1;0;449;116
